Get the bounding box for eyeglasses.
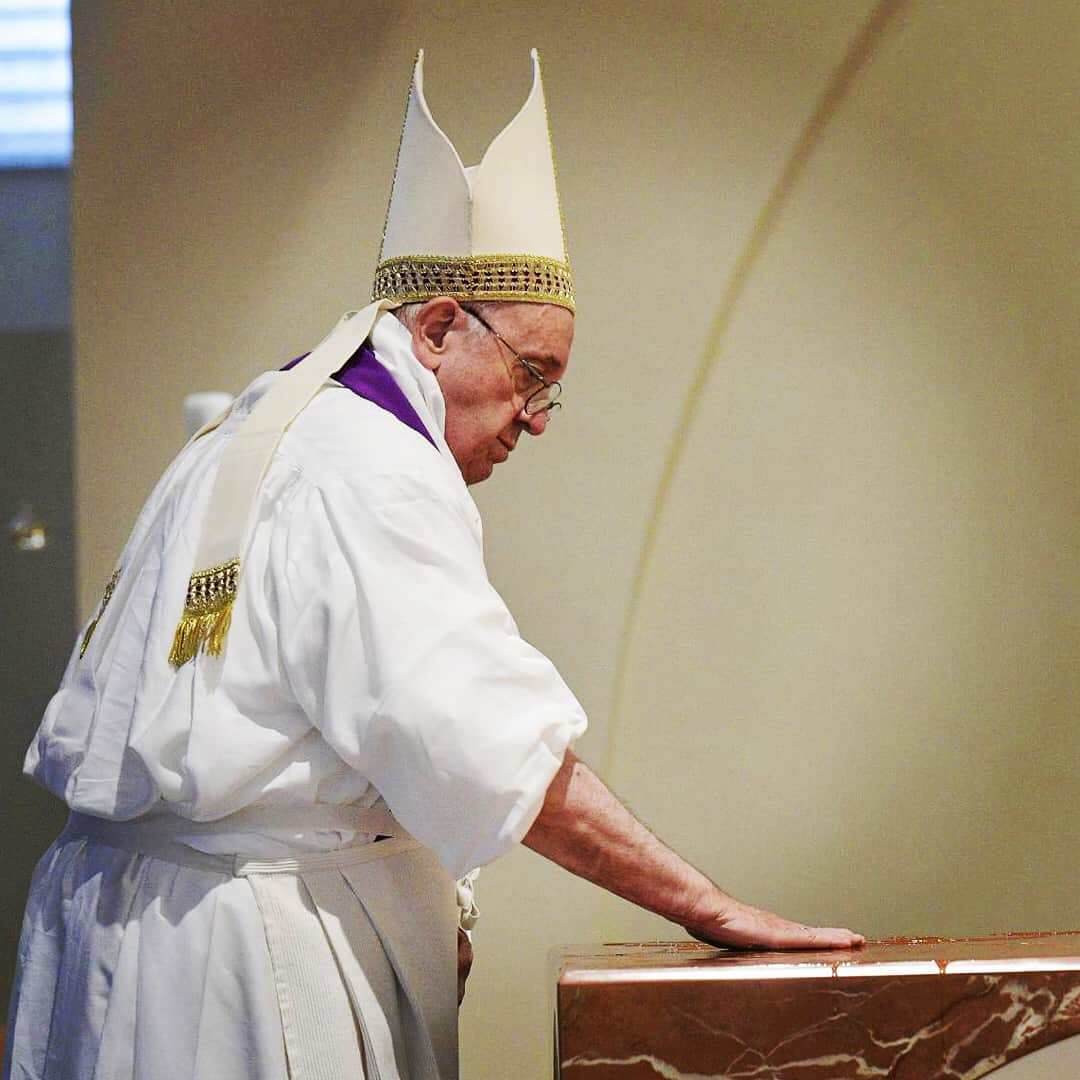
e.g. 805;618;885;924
462;305;562;416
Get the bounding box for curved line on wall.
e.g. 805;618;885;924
605;0;912;778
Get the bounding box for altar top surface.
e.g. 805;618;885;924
555;930;1080;985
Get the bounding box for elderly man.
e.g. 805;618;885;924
5;52;860;1080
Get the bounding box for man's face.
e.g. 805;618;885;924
409;299;574;485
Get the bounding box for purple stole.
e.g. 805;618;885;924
283;344;437;449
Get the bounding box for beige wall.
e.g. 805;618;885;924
71;1;1078;1076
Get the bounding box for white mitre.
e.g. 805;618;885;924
161;49;573;669
373;49;574;313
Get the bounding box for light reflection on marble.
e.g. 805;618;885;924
555;933;1080;1079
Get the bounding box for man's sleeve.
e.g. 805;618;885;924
272;470;587;879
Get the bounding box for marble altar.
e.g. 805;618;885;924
553;932;1080;1078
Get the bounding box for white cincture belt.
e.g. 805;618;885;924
62;803;418;875
62;806;457;1080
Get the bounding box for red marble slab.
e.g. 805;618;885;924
553;932;1080;1079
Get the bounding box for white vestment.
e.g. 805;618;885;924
4;313;587;1079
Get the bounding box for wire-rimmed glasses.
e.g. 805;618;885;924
462;305;562;416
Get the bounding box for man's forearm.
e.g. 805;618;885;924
522;750;718;930
522;750;864;951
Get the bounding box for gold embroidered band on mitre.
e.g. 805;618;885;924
168;557;241;667
372;254;575;313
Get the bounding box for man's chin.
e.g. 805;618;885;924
464;461;496;486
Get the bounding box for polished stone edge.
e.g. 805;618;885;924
562;955;1080;985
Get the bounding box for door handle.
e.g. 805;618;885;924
8;503;48;552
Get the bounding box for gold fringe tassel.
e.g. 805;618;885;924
168;557;240;667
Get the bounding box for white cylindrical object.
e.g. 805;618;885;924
182;391;234;438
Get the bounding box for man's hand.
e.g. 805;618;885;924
457;928;473;1005
524;751;864;952
686;896;864;951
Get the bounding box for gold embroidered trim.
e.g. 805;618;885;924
79;568;122;659
168;557;240;667
372;254;575;312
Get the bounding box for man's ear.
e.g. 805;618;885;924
411;297;461;372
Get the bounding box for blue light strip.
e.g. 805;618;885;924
0;0;71;167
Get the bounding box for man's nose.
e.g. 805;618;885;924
519;407;549;436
